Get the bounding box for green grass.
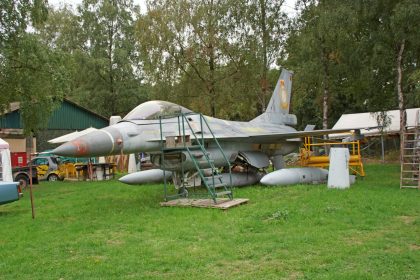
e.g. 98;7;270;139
0;164;419;279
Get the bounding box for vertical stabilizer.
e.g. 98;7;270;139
251;68;296;125
265;69;293;114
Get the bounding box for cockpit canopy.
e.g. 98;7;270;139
123;100;192;120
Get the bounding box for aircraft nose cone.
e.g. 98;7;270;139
52;141;84;157
52;129;123;157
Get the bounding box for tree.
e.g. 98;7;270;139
72;0;146;117
230;0;287;113
282;0;359;129
138;0;247;117
390;0;420;136
351;0;420;156
0;0;69;134
37;0;148;117
282;0;420;132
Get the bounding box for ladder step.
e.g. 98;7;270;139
401;186;420;188
401;170;419;173
163;145;203;152
208;182;226;188
401;177;418;181
188;145;204;150
198;160;215;166
204;175;223;180
200;168;213;174
215;191;232;197
190;151;210;158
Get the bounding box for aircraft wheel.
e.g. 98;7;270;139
48;174;59;182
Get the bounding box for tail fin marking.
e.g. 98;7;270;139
265;69;293;114
251;68;296;126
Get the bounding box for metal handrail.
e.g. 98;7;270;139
158;113;233;201
181;113;232;189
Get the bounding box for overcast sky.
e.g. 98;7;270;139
48;0;298;16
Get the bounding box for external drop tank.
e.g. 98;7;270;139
260;167;329;186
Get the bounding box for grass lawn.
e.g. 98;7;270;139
0;164;419;279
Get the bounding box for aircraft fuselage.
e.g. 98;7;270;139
53;113;299;171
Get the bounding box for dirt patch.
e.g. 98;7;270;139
106;239;124;246
344;236;364;246
397;216;416;225
409;244;420;251
282;271;303;280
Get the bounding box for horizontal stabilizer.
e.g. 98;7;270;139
304;125;316;131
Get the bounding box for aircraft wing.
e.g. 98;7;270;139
246;128;359;143
146;128;358;144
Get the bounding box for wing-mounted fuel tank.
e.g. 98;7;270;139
260;167;329;186
119;169;172;185
118;169;263;187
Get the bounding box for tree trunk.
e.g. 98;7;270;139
108;20;116;114
397;39;406;160
259;0;268;113
322;64;329;130
208;0;216;117
209;40;216;116
322;86;329;130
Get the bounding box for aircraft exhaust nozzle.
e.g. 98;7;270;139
119;169;172;185
52;129;123;157
260;168;329;186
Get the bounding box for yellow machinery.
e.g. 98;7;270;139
300;136;365;177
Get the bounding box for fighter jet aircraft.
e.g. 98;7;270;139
53;69;352;190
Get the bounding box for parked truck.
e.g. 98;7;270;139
12;166;38;190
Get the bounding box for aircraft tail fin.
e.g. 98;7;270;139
265;68;293;114
251;68;296;126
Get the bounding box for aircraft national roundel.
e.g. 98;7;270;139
279;80;288;110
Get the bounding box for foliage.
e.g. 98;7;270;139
137;0;287;119
282;0;420;129
75;0;146;116
138;0;240;117
1;0;419;129
225;0;288;114
283;0;364;129
0;0;67;134
36;1;148;118
0;164;419;279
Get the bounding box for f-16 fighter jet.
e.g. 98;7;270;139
53;69;352;187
